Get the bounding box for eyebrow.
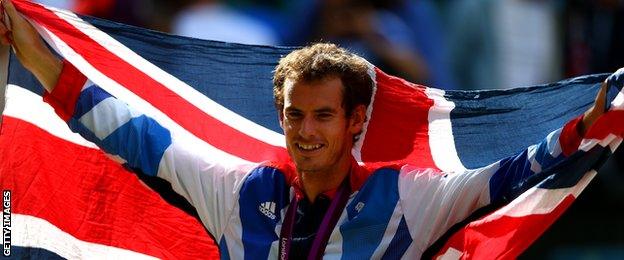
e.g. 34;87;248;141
284;107;301;113
314;107;337;114
284;106;337;113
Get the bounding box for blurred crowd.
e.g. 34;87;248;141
35;0;624;91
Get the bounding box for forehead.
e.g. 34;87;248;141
283;77;344;109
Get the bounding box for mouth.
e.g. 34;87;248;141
295;143;324;153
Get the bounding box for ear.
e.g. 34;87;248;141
349;105;367;134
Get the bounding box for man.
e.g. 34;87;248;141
0;0;619;258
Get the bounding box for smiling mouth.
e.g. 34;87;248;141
296;143;324;152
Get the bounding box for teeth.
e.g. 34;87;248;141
298;143;322;150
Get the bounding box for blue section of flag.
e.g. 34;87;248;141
7;55;45;96
491;145;612;203
533;130;565;170
448;75;607;169
537;146;612;190
341;168;400;259
489;127;570;201
11;246;65;260
489;150;534;202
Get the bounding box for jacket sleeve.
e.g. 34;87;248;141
43;60;253;239
398;116;584;249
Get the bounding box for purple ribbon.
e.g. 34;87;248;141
279;180;351;260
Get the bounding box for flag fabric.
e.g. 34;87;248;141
1;0;623;259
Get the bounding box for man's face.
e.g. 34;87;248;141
279;76;364;175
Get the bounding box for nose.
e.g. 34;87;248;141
298;115;317;138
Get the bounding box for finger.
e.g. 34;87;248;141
1;0;20;30
1;0;17;18
598;82;607;99
597;82;608;112
3;0;36;36
0;0;11;32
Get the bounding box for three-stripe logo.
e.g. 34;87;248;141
259;201;276;220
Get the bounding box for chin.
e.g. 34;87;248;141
294;161;323;173
294;163;315;172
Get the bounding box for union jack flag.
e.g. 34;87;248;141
1;0;623;259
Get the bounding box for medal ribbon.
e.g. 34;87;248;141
279;179;351;260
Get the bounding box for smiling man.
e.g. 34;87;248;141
280;76;361;200
274;44;371;203
271;45;374;258
1;0;621;258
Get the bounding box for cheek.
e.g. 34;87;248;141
282;120;297;136
288;120;299;129
325;125;349;144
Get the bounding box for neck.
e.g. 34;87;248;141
299;159;351;203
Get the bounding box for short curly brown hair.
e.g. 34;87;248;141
273;43;374;118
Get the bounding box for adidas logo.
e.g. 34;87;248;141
355;202;365;213
259;201;276;220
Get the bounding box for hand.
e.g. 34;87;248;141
579;82;607;136
0;0;61;92
579;68;623;135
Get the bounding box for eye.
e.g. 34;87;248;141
285;111;303;120
317;113;333;120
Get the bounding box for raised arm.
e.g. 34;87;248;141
0;0;61;91
399;81;613;251
0;0;251;239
